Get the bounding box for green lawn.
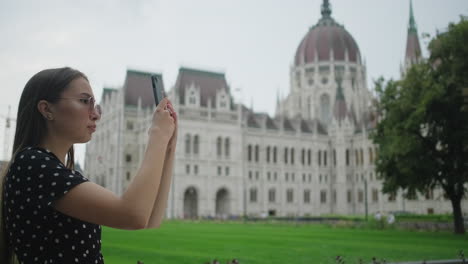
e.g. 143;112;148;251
101;220;467;264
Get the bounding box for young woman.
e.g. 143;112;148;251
0;67;178;263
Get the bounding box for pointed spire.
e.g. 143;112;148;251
321;0;332;18
408;0;417;33
404;0;422;72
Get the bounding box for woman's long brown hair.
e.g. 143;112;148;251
0;67;87;263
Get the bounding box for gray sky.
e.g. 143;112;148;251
0;0;467;165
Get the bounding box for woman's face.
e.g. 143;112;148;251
49;77;100;144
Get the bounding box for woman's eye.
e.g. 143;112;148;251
80;98;90;104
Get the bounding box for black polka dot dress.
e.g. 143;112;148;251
3;147;104;263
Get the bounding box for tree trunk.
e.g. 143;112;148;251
450;196;465;234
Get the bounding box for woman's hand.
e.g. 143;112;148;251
148;98;175;144
165;100;178;153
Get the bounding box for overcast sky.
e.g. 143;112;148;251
0;0;467;165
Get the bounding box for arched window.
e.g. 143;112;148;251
307;149;311;165
247;145;252;162
320;94;331;124
266;146;271;163
324;150;327;166
360;149;364;166
193;135;199;154
369;147;374;163
224;137;230;157
291;148;295;165
255;145;259;162
250;188;257;203
346;149;350;166
333;149;336;166
318;150;322;166
286;189;294;203
355;149;359;165
216;137;222;156
273;147;277;163
268;188;276;203
301;148;305;165
284;147;288;164
304;190;311;204
185;134;191;154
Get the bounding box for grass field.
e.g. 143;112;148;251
101;220;467;264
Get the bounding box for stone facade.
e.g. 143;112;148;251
84;1;467;219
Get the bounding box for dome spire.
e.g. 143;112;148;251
321;0;332;18
408;0;417;33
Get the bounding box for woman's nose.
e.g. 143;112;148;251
90;105;102;121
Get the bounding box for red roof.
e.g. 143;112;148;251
295;18;361;65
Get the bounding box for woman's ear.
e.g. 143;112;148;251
37;100;54;120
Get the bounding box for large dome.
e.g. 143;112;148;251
294;1;361;66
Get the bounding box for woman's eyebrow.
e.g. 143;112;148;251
79;92;93;97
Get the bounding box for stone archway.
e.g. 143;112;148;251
183;186;198;219
215;188;230;219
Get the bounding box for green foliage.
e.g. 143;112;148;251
100;220;468;264
371;19;468;233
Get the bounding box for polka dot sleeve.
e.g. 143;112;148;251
11;147;89;207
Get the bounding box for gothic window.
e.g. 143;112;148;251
301;148;305;165
247;145;252;162
185;134;191;154
355;149;359;165
333;149;337;167
273;147;277;163
360;149;364;166
126;121;133;130
304;190;311;204
266;146;271;163
193;135;199;155
250;188;257;203
320;190;327;204
324;150;327;166
216;137;222;156
224;137;230;157
358;190;364;203
255;145;259;162
291;148;295;165
284;147;288;164
318;150;322;166
287;189;294;203
372;189;379;202
189;90;196;105
307;149;311;165
346;149;350;166
320;94;331;124
268;189;276;203
220;95;227;108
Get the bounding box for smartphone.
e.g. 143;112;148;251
151;75;165;106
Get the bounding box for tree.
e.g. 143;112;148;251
372;18;468;234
